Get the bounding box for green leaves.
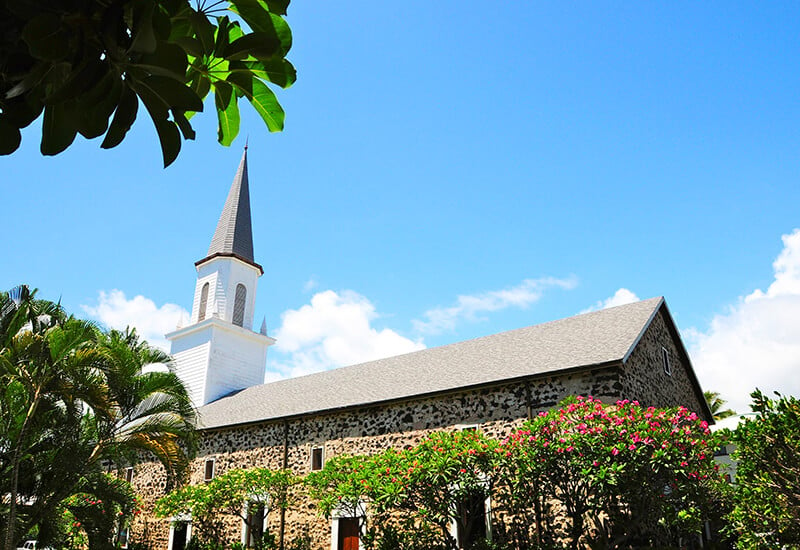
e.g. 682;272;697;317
225;32;282;60
138;75;204;114
214;81;240;146
41;102;78;155
228;0;292;54
22;14;72;61
0;117;22;155
727;390;800;547
495;397;728;547
132;75;203;166
228;74;284;132
305;431;499;549
0;287;196;550
102;85;140;149
156;466;297;546
1;0;294;167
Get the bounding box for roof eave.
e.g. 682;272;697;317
654;300;716;424
621;296;665;364
196;359;626;432
195;252;264;275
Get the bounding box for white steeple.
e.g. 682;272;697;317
166;148;275;407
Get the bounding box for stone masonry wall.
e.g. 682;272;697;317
133;367;624;550
131;305;710;550
620;307;710;422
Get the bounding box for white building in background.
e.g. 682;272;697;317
711;414;744;483
166;147;274;407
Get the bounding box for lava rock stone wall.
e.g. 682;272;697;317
131;306;709;549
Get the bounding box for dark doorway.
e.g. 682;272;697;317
337;517;360;550
171;522;188;550
457;492;488;550
245;504;266;548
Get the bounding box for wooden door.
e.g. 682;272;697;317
337;517;359;550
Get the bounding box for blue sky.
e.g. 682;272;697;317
2;1;799;413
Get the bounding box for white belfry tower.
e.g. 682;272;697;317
166;147;275;406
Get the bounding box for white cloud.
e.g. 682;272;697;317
82;290;189;351
303;277;318;293
687;229;800;414
581;288;640;314
267;290;425;380
411;276;577;335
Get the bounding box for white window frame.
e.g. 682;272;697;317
661;346;672;376
455;422;480;432
124;467;133;484
204;458;216;482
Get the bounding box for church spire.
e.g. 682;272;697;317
196;147;263;274
169;147;275;406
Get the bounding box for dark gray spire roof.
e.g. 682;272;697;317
196;148;263;274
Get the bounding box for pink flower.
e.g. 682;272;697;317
611;448;619;456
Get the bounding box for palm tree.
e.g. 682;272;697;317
0;287;197;550
91;328;196;484
0;286;109;550
704;390;736;421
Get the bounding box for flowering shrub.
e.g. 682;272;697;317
382;431;501;549
497;396;727;548
155;467;296;548
306;430;500;550
60;474;139;550
160;397;726;550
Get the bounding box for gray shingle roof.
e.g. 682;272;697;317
198;148;258;269
196;297;665;429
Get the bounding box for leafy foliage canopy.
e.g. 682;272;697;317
727;389;800;548
0;0;294;166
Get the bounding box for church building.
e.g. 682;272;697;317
129;151;713;550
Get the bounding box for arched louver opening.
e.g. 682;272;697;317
233;284;247;327
198;282;209;321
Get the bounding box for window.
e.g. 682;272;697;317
311;447;324;471
661;346;671;376
198;283;209;322
233;284;247;327
124;467;133;484
117;525;129;549
204;458;215;481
